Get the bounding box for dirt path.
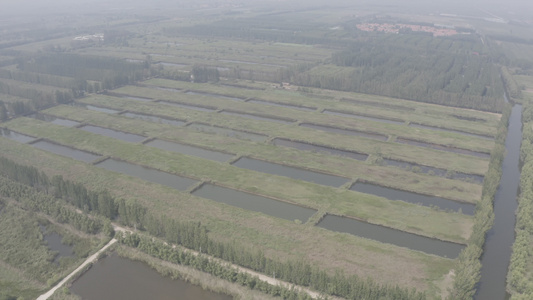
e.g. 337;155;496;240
36;238;117;300
37;224;337;300
113;224;337;300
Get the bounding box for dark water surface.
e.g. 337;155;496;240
273;138;368;161
220;110;295;124
80;125;146;143
145;139;234;162
186;123;268;142
382;158;484;184
70;254;231;300
323;109;404;125
28;113;80;127
193;183;316;222
409;123;494;140
32;140;101;163
0;128;35;143
120;112;186;126
95;158;198;191
351;182;475;215
475;104;523;300
299;123;388;141
247;99;316;111
232;157;350;188
317;215;464;258
396;137;491;159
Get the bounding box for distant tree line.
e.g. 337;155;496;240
0;52;153;120
117;232;316;300
290;36;505;112
0;155;426;300
16;53;150;91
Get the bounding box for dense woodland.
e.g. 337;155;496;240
0;53;152;119
296;37;504;112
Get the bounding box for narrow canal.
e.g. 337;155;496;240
475;104;523;299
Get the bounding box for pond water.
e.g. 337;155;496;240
40;225;74;262
409;123;494;140
80;125;146;143
247;99;316;111
28;113;80;127
159;100;217;112
32;140;101;163
323;110;404;125
382;158;484;184
396;137;491;159
317;214;464;258
95;158;198;191
70;102;121;114
145;139;234;163
186;123;268;142
299;123;388;141
193;183;316;222
273;138;368;161
220;110;295;124
120;112;186;126
0;128;35;143
232;157;350;188
70;254;231;300
351;182;475;215
185;91;244;101
340;98;415;112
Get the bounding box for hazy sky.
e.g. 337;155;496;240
1;0;532;19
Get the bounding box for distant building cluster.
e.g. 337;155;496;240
356;23;459;37
73;33;104;42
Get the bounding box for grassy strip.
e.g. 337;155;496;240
69;94;492;175
3;117;475;243
0;136;456;296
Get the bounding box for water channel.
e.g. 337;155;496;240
145;139;234;163
351;182;475;215
185;91;244;101
396;137;491;159
475;104;523;299
273;138;368;161
31;140;101;163
340;98;415;112
80;125;146;143
192;183;316;222
220;110;295;124
382;158;484;184
186;123;268;142
247;99;317;111
28;113;80;127
95;158;198;191
232;157;350;187
70;254;231;300
299;123;388;141
0;128;35;143
70;102;121;114
159;100;218;112
409;123;494;140
323;109;404;125
119;112;186;126
317;215;464;258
